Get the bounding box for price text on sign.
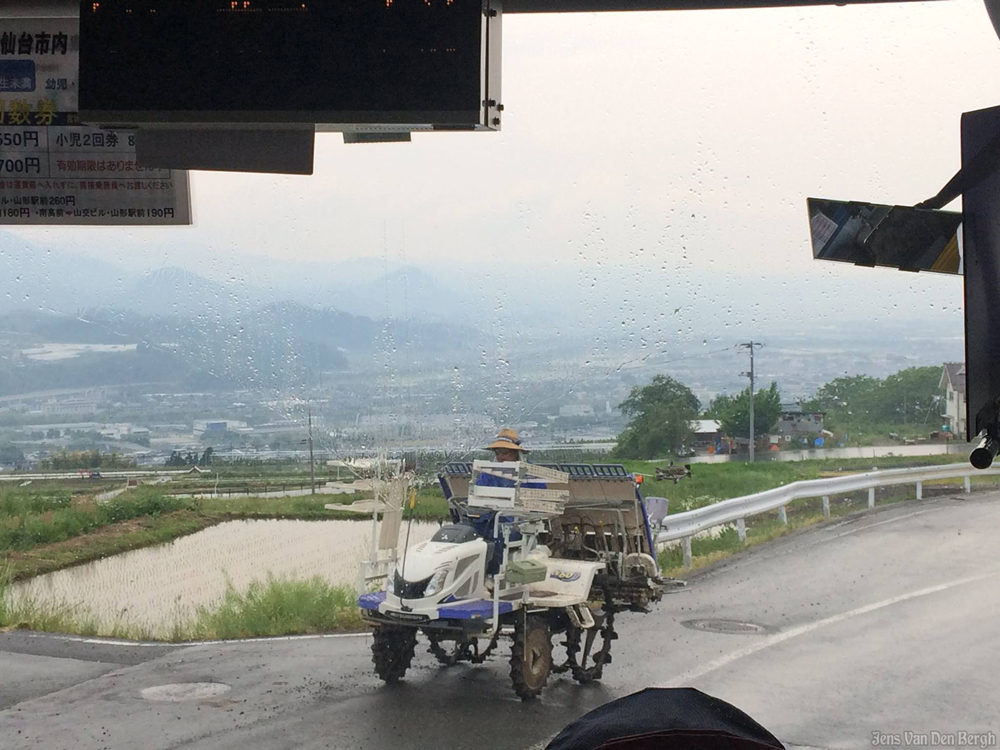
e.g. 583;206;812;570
0;15;190;227
0;126;190;225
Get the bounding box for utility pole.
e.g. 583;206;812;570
308;405;316;495
738;342;763;461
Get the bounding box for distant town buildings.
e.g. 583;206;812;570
0;387;115;417
940;362;967;437
18;421;151;440
40;398;99;415
559;404;595;418
193;419;249;437
98;423;151;441
346;412;495;440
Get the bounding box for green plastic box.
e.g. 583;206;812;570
506;559;547;585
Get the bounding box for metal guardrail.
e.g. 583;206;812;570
656;462;1000;568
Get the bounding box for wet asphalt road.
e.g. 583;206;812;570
3;490;1000;750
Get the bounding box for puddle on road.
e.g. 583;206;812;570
13;518;439;636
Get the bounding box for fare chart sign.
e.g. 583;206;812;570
0;16;190;226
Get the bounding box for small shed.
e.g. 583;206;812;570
691;419;721;448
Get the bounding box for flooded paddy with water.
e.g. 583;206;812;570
12;518;439;637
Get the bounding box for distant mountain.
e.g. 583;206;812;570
0;230;132;314
253;300;473;355
0;296;478;395
115;266;275;317
287;265;470;323
0;308;133;344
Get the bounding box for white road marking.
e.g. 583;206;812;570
816;508;938;543
188;632;370;647
19;631;369;648
663;568;1000;686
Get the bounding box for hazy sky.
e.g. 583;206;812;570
7;0;1000;331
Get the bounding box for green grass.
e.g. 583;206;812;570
0;488;74;518
164;478;351;493
654;474;998;577
819;422;948;447
0;479;451;582
196;492;369;517
0;487;190;552
190;487;448;519
411;487;449;518
623;454;971;515
187;575;363;639
0;567;363;641
3;457;988;639
3;510;217;582
0;565;101;636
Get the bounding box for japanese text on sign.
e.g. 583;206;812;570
0;15;190;227
0;18;78;126
0;126;191;226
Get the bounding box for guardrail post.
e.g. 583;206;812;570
682;537;692;569
778;506;787;525
822;495;830;519
965;476;971;494
916;481;922;500
868;487;875;509
736;517;747;544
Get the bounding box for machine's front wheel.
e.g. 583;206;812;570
510;615;553;701
371;625;417;684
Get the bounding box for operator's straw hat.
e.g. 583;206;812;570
486;427;530;453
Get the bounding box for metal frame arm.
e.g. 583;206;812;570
503;0;935;13
4;0;939;16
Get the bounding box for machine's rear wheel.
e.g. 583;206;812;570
553;604;619;684
426;631;476;666
427;631;461;666
427;629;501;666
510;615;553;701
371;625;417;684
567;607;617;684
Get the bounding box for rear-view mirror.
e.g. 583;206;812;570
808;197;963;275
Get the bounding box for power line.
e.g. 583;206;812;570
516;345;736;422
737;342;763;462
616;345;738;373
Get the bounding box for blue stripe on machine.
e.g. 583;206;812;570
358;591;386;610
437;599;514;619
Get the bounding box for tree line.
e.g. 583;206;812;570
166;447;214;467
614;365;944;460
40;450;138;471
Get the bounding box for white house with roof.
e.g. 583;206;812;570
940;362;967;438
691;419;721;448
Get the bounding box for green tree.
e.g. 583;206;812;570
614;375;700;459
882;366;943;424
804;374;881;425
713;382;782;443
806;366;942;430
40;449;135;471
0;443;25;468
